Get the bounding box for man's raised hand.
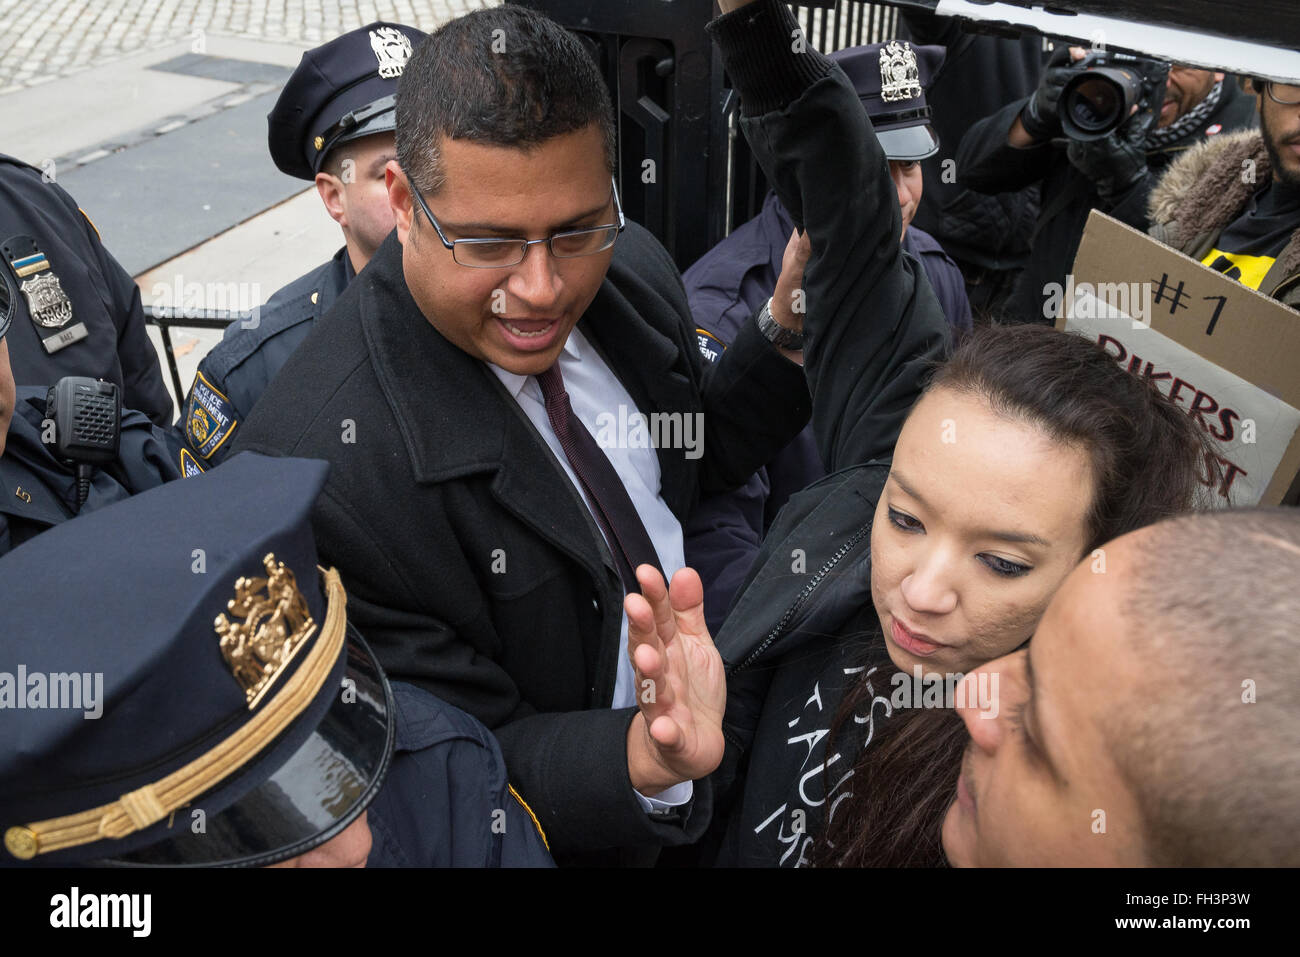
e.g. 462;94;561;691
623;565;726;796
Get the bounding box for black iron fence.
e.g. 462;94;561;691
792;1;899;53
511;1;900;272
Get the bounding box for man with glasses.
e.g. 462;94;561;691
1149;78;1300;308
408;175;624;269
169;22;426;474
232;5;832;866
238;0;950;864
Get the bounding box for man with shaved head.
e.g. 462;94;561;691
944;507;1300;867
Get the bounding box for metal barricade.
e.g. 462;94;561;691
145;307;234;406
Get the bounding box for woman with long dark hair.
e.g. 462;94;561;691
644;322;1220;867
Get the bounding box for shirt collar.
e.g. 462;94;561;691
486;327;585;399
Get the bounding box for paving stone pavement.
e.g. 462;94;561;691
0;0;502;91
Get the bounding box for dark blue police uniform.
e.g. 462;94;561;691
0;387;180;556
681;41;969;633
0;452;551;867
173;248;352;473
368;681;554;867
0;154;173;427
170;22;424;474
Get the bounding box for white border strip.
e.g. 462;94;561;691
935;1;1300;81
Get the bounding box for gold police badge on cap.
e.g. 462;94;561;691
879;40;922;103
216;553;318;710
370;27;413;79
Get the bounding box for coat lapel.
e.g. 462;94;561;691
358;233;619;606
356;230;697;691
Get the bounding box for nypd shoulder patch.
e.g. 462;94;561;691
185;371;239;460
696;328;726;364
179;448;206;478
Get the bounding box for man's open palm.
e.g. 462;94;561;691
625;565;726;787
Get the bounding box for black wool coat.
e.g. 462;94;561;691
233;220;811;859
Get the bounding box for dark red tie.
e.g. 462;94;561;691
535;364;664;594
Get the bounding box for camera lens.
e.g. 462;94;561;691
1069;76;1122;133
1060;65;1147;141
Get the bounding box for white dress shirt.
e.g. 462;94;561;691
488;326;693;811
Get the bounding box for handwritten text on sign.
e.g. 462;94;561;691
1065;290;1300;507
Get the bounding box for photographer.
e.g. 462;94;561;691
956;46;1255;323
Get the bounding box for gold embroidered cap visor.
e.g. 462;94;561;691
0;454;394;867
1;558;395;868
107;621;394;867
9;617;393;868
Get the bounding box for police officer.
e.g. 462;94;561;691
0;155;173;426
172;22;427;475
681;41;969;632
0;300;179;556
0;453;552;867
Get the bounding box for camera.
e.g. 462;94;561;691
1060;52;1171;141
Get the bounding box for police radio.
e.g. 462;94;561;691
44;376;121;513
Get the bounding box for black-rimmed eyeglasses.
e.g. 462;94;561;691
1265;80;1300;106
407;174;626;268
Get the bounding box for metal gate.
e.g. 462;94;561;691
509;1;899;271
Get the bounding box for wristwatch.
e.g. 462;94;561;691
755;297;804;351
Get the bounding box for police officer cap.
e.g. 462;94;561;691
0;452;395;866
830;41;945;161
268;21;428;180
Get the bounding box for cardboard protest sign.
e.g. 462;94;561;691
1058;210;1300;506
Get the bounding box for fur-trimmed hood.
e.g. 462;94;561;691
1148;129;1300;296
1148;130;1270;237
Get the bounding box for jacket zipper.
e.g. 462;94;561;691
730;520;874;675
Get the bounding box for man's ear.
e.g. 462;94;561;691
315;172;347;228
386;160;414;246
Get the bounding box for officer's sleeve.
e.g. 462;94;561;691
680;268;776;635
923;252;974;333
363;683;555;867
168;352;248;477
107;407;185;490
710;0;949;472
623;221;809;499
683;469;768;636
498;784;555;867
80;211;175;427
